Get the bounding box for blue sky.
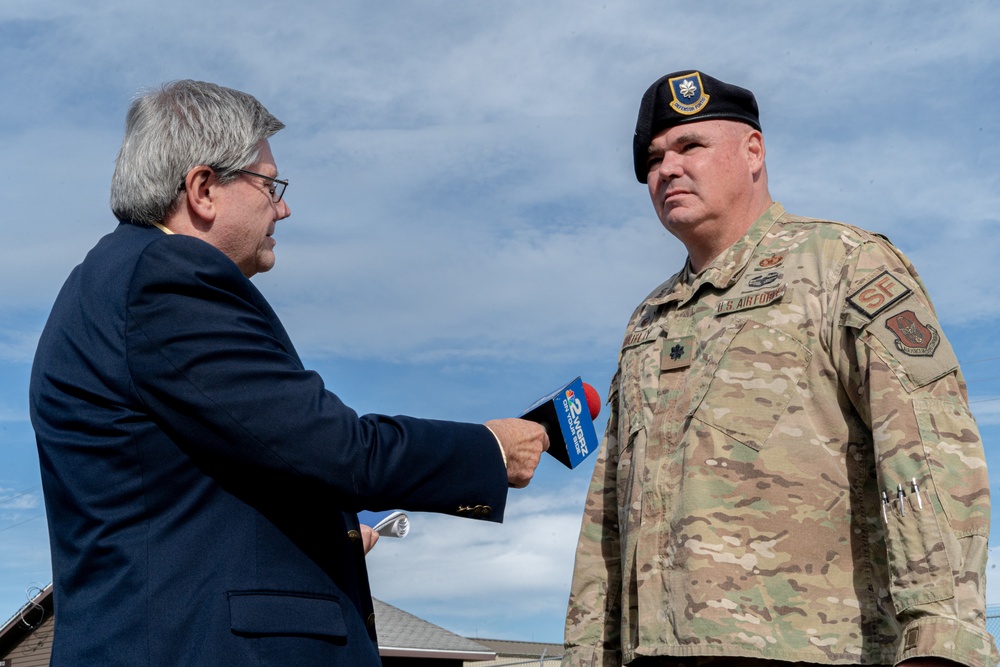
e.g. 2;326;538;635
3;0;1000;645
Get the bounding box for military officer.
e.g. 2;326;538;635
562;71;997;667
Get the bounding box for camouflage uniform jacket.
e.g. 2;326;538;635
563;203;997;667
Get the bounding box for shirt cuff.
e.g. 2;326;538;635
484;425;507;468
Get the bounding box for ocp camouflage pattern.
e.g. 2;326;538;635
563;204;998;667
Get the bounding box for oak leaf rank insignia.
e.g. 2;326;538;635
668;72;710;116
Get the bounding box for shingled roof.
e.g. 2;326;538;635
465;637;564;666
373;598;496;661
472;637;563;658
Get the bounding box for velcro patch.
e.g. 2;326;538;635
622;327;657;349
622;309;662;350
716;285;786;316
847;271;911;319
866;303;958;390
885;310;940;357
661;336;694;370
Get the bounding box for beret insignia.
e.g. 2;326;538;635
668;73;710;116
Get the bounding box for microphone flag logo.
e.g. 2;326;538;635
521;377;600;469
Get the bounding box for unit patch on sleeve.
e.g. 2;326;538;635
865;302;958;390
847;270;912;319
885;309;940;357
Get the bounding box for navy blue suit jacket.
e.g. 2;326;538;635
29;223;508;666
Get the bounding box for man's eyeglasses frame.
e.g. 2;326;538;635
232;169;288;203
178;168;288;203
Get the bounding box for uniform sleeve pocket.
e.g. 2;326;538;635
229;591;347;638
914;398;990;537
882;495;955;614
692;320;810;451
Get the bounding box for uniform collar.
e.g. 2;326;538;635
648;202;786;308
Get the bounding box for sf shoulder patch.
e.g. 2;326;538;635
847;270;912;319
885;310;940;357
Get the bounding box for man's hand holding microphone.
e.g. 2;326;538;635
487;377;603;488
485;418;550;488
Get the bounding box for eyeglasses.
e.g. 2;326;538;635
177;168;289;203
234;169;288;203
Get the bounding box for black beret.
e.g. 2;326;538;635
633;70;761;183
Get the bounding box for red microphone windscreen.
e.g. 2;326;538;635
583;382;601;419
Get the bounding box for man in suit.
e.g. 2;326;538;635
29;79;549;666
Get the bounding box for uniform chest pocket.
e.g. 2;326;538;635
691;320;811;451
619;339;658;440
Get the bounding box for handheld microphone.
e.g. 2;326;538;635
521;377;601;469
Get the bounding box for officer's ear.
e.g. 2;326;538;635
182;165;220;225
745;130;765;175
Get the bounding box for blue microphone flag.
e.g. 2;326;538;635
520;376;599;469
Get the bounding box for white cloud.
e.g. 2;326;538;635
366;482;589;635
0;487;41;513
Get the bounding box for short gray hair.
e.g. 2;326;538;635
110;80;285;225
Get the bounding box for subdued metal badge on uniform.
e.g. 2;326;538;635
757;253;784;270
